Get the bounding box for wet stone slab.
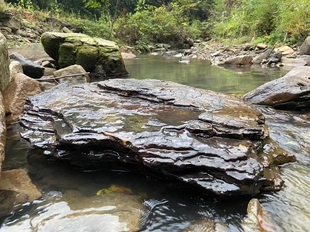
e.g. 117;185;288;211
20;79;294;197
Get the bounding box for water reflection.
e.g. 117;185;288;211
1;125;249;231
124;55;287;94
257;107;310;231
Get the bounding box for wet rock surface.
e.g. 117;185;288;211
20;79;292;197
242;198;277;232
243;66;310;110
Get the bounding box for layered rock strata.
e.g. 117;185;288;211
20;79;294;197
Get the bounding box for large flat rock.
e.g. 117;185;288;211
20;79;293;197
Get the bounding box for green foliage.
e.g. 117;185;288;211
114;0;211;47
212;0;310;45
5;0;309;47
66;15;111;39
276;0;310;44
6;0;55;10
0;1;7;11
83;0;103;9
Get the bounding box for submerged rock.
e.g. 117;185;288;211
0;169;42;217
20;79;293;197
242;198;277;232
243;66;310;110
1;189;143;231
183;218;229;232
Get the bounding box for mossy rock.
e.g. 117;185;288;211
41;33;67;61
58;42;77;68
41;32;128;77
76;45;98;72
106;53;128;77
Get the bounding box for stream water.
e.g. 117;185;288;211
1;55;310;231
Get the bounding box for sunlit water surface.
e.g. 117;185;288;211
1;55;310;232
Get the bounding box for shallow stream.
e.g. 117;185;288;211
1;55;310;231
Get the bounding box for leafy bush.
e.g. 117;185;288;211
276;0;310;44
65;16;111;39
114;1;208;47
0;1;7;12
212;0;310;45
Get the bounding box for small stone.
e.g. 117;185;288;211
256;43;268;50
275;46;294;55
9;60;23;82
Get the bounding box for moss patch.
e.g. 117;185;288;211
76;45;99;72
58;42;77;68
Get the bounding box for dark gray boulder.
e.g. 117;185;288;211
243;66;310;110
252;49;273;64
20;79;294;197
265;52;282;67
9;53;44;79
299;36;310;55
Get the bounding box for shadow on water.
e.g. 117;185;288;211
2;55;310;231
